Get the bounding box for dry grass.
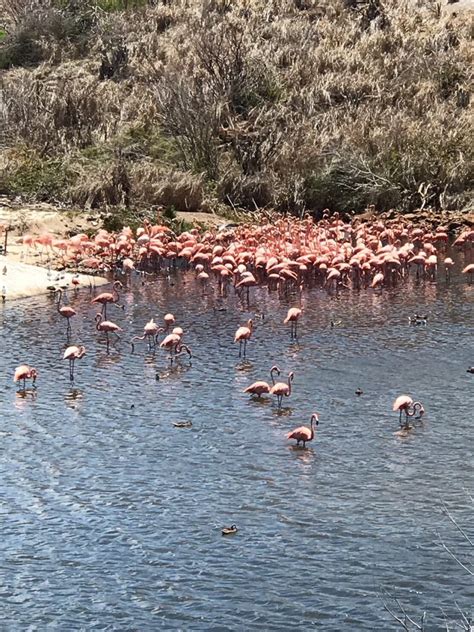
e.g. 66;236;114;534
0;0;472;214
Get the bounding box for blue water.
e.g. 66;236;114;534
0;259;473;630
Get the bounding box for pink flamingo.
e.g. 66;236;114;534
287;413;319;448
95;313;122;350
371;272;384;289
159;332;192;364
284;307;302;338
55;289;76;335
234;319;253;357
131;319;164;352
392;395;425;426
444;257;454;281
63;345;86;381
462;263;474;283
14;365;38;390
164;313;176;330
235;272;257;302
91;281;123;317
270;371;294;408
244;365;281;397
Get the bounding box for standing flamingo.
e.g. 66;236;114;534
55;289;76;335
234;319;253;357
270;371;294;408
462;263;474;283
159;332;192;364
244;365;281;397
287;413;319;448
95;313;122;351
63;345;86;381
284;307;302;338
392;395;425;426
163;313;176;330
14;365;38;390
91;280;123;317
131;319;164;352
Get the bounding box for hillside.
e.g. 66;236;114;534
0;0;473;221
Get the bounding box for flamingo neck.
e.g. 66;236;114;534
287;374;292;395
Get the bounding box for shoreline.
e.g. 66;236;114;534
0;200;472;301
0;255;108;302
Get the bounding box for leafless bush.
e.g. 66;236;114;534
130;163;204;210
0;0;50;28
69;155;131;208
155;73;222;178
382;494;473;631
0;0;472;213
2;66;126;150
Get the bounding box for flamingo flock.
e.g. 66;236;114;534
14;215;473;299
11;211;472;446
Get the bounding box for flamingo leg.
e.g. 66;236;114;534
69;358;74;382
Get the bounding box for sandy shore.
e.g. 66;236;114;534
0;200;228;300
0;255;108;301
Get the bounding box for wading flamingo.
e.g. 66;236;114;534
63;345;86;381
14;365;38;390
244;365;281;397
284;307;302;338
287;413;319;448
462;263;474;283
91;280;123;317
234;319;253;357
131;319;164;352
392;395;425;426
270;371;294;408
95;313;122;350
159;332;192;364
55;289;76;335
164;313;176;330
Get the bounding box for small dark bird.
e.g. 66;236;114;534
355;388;363;396
173;421;193;428
222;525;238;536
467;367;474;374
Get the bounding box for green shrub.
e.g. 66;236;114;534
0;151;74;201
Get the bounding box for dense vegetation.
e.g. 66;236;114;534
0;0;472;217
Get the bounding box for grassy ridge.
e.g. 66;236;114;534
0;0;472;217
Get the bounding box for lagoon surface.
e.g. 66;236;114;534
1;259;473;630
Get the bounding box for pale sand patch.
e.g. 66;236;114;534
0;255;108;301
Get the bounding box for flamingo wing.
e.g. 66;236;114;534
392;395;413;411
14;365;31;382
287;426;312;440
244;381;270;394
